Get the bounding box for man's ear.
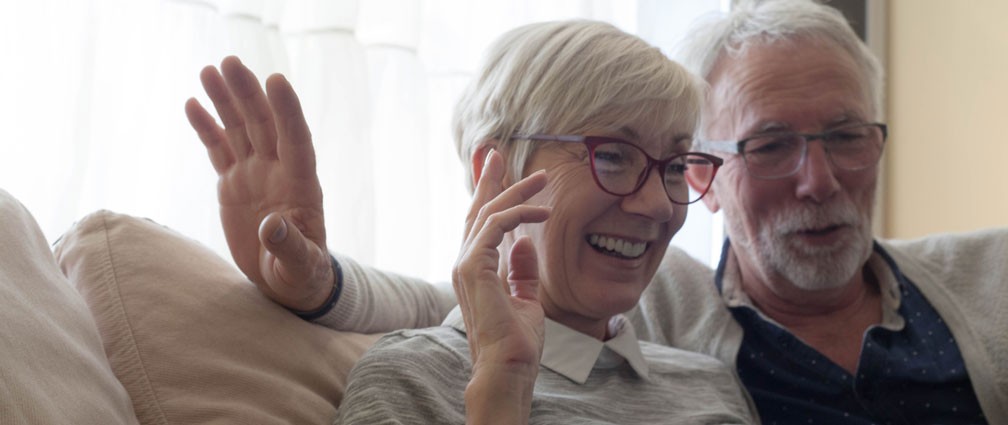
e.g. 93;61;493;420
686;172;721;213
699;186;720;213
470;143;497;188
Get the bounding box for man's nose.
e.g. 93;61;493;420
794;140;841;202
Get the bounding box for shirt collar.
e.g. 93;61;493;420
716;238;905;329
443;307;649;384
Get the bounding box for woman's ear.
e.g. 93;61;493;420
471;143;497;188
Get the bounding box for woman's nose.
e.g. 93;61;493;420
620;167;675;222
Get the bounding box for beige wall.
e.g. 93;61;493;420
885;0;1008;238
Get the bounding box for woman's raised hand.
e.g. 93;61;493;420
185;56;334;312
452;150;550;424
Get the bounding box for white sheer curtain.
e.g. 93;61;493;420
0;0;724;282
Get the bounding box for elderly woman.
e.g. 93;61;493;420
186;17;754;425
331;20;755;424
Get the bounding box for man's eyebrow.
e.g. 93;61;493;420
750;112;866;134
826;114;862;128
756;121;790;133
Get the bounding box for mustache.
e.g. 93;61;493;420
771;201;863;234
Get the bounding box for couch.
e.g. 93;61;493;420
1;189;382;424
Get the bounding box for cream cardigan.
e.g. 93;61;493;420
628;228;1008;424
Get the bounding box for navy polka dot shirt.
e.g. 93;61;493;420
717;240;987;425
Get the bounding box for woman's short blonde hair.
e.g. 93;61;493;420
453;20;705;192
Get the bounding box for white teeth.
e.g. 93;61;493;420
588;234;647;258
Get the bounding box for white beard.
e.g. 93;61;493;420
728;199;873;291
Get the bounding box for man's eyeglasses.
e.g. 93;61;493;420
516;134;723;205
700;122;887;179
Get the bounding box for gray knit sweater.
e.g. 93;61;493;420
335;316;756;424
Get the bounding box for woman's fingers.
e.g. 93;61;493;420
468;205;550;261
454;154;549;362
459;231;545;368
219;56;279;159
456;202;548;337
463;151;506;238
464;167;548;248
507;236;540;302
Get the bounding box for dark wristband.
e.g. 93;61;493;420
290;254;343;321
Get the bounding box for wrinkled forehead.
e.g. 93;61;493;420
584;98;700;154
704;39;873;134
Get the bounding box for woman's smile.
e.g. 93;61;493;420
586;234;648;259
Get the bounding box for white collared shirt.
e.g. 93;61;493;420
443;308;649;384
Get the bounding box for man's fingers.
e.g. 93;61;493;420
265;73;317;179
258;212;331;310
220;56;279;159
200;63;253;158
184;97;235;174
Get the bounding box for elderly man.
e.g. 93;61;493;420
650;0;1005;423
187;0;1006;423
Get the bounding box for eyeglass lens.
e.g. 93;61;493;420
590;142;717;204
740;124;885;179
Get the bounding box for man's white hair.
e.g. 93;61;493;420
676;0;884;137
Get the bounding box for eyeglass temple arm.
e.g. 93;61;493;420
516;134;584;143
697;139;739;154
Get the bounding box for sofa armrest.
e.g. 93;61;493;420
0;190;138;424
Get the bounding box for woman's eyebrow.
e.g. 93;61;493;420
616;126;640;141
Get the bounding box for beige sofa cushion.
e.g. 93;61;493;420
54;210;382;425
0;190;138;425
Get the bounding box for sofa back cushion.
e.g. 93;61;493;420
0;190;139;425
54;210;382;425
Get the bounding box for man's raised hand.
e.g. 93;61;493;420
185;56;334;312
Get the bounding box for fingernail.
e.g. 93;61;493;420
269;217;288;244
484;149;495;166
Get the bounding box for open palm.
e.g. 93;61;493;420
185;56;333;311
